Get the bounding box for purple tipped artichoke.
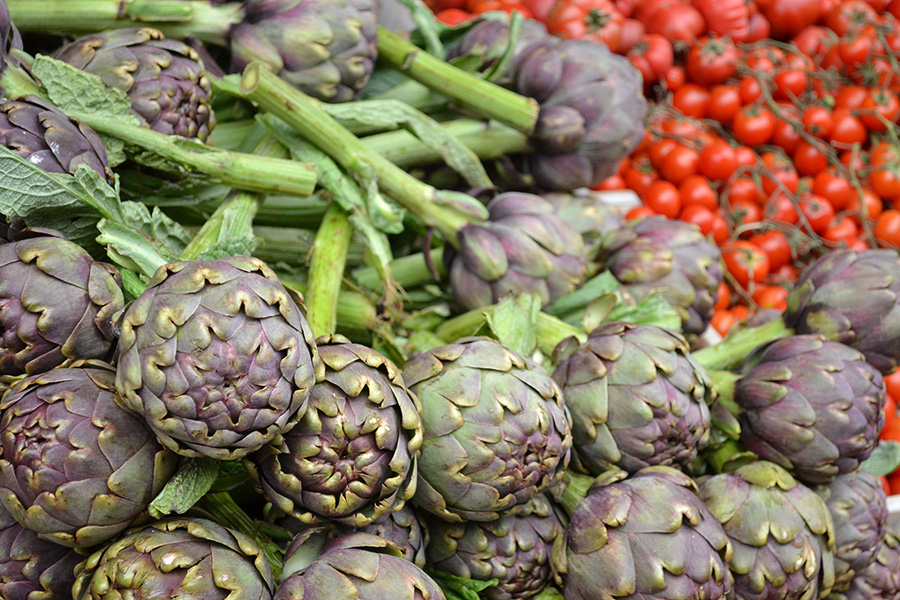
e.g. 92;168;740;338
424;493;565;600
786;248;900;374
0;228;124;376
0;362;177;549
551;321;713;475
448;192;587;310
817;469;888;592
231;0;379;103
597;215;724;339
544;189;625;269
564;466;733;600
698;461;836;600
56;27;216;141
834;529;900;600
115;257;320;460
247;335;422;527
735;335;885;485
402;337;572;523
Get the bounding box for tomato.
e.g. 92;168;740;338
723;240;770;288
699;140;738;182
618;18;645;53
836;33;875;75
715;280;732;310
626;205;656;220
624;164;658;196
663;65;686;91
890;468;900;495
679;175;719;209
672;84;710;119
886;393;898;435
848;188;883;222
876;210;900;246
708;85;742;124
771;119;803;155
730;198;763;229
689;0;748;40
627;34;674;85
745;11;771;41
768;192;800;225
834;85;868;109
545;0;625;52
659;146;700;184
822;215;859;244
467;0;533;15
860;89;900;132
679;204;716;235
594;173;627;191
825;0;878;36
434;8;474;23
733;106;776;147
738;76;765;105
649;138;678;169
870;164;900;201
734;146;758;169
760;152;799;196
523;0;556;19
749;230;792;270
634;0;686;21
798;194;835;233
793;142;829;177
813;168;854;210
829;108;867;147
886;370;900;402
792;25;832;60
773;69;809;101
755;0;819;39
711;309;737;336
642;180;682;217
710;209;730;243
686;36;740;87
801;106;834;138
646;3;706;42
728;176;763;205
890;0;900;18
880;475;892;497
752;284;789;310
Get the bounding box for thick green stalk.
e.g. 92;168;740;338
376;27;540;135
305;203;353;337
556;470;599;517
282;278;379;340
692;317;792;371
707;369;743;420
353;248;446;293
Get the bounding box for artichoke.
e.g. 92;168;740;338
818;469;888;592
0;362;177;549
563;466;733;600
72;518;275;600
402;337;572;522
544;189;625;270
551;321;713;475
785;248;900;374
698;461;836;600
275;532;445;599
56;27;216;141
424;493;565;600
735;335;885;485
0;227;124;376
247;335;422;527
448;192;587;310
0;501;82;600
231;0;379;103
834;529;900;600
0;95;112;182
597;215;724;339
115;257;320;460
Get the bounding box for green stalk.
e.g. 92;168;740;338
435;305;584;355
556;470;598;517
282;278;379;340
305;203;353;337
707;369;742;420
376;27;540;135
692;318;792;371
251;226;365;267
353;248;446;293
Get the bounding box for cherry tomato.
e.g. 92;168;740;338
752;284;789;310
545;0;625;52
642;180;682;218
749;230;793;270
711;309;737;336
885;369;900;401
825;0;877;36
679;204;716;235
876;209;900;246
829;108;867;147
627;34;674;85
735;146;758;169
772;119;803;155
649;138;678;169
801;106;834;138
690;0;749;40
760;152;800;196
672;84;710;118
663;65;686;91
847;187;883;222
715;280;732;310
660;146;700;184
710;210;730;243
733;105;777;147
708;85;742;124
755;0;820;39
618;18;646;53
624;165;658;196
435;8;474;24
645;3;706;42
731;198;763;229
680;175;719;209
860;89;900;132
793;142;829;177
768;192;800;225
883;390;897;433
594;173;627;191
686;36;740;86
739;76;765;104
626;205;656;220
728;176;763;205
834;84;868;109
813;168;854;210
773;69;809;100
723;240;770;288
822;215;859;244
699;140;738;182
798;194;836;233
746;11;771;41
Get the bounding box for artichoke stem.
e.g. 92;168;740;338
282;278;379;341
707;440;752;474
692;317;792;370
556;470;600;517
353;248;446;293
376;27;540;135
706;369;743;418
305;202;353;337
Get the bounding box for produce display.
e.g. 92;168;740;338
0;0;898;598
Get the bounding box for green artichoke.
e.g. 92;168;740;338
544;189;625;271
551;322;713;475
0;501;82;600
247;335;422;527
55;27;216;141
0;362;177;549
115;257;320;460
785;248;900;374
563;466;733;600
448;192;587;310
735;335;885;485
698;461;836;600
402;337;573;522
231;0;379;103
275;532;445;599
0;228;124;376
72;518;275;600
818;469;888;592
424;493;565;600
832;529;900;600
597;215;724;339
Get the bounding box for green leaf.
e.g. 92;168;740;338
196;236;259;260
608;293;682;331
119;269;147;301
426;567;498;600
487;294;541;356
121;202;192;256
96;218;171;278
533;587;566;600
545;271;624;323
861;441;900;477
148;458;220;519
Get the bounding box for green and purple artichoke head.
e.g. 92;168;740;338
697;461;836;600
231;0;380;103
832;529;900;600
0;361;178;549
56;27;216;142
0;0;22;74
544;189;625;269
446;17;549;72
0;227;124;376
73;518;275;600
551;321;713;475
424;493;565;600
597;215;724;339
402;337;573;523
786;248;900;374
735;334;885;485
247;334;422;527
563;466;733;600
447;191;587;311
115;256;320;460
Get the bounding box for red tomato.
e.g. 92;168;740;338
649;138;678;169
825;0;878;36
870;144;900;199
889;468;900;495
545;0;625;52
680;175;719;209
793;142;829;177
626;205;656;220
860;89;900;132
876;209;900;246
723;240;771;288
679;204;716;235
627;34;674;85
715;280;732;310
739;76;765;104
801;106;834;138
772;119;803;155
733;106;777;147
773;69;809;100
890;0;900;18
686;36;740;86
646;3;706;42
710;209;730;243
755;0;819;39
618;18;645;53
735;146;758;169
708;85;742;124
880;475;892;497
660;146;700;184
663;65;686;91
672;84;711;119
467;0;533;14
798;194;836;233
829;108;868;147
728;176;763;205
752;284;789;310
435;8;474;24
634;0;686;21
746;11;771;41
642;180;682;217
813;168;854;210
689;0;749;40
594;173;627;191
822;215;859;243
749;230;793;270
711;309;737;335
523;0;556;19
624;165;658;196
848;188;883;222
699;140;738;182
768;192;800;225
731;198;763;229
760;152;800;196
835;85;869;109
792;25;831;60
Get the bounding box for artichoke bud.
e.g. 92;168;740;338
531;105;586;154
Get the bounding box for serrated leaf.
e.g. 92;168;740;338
487;294;540;356
861;441;900;477
96;218;171;278
148;458;220;519
545;271;624;325
121;202;192;256
196;236;259;260
426;568;498;600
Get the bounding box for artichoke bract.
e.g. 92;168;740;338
115;257;319;460
0;228;124;376
551;321;713;475
0;362;177;549
544;189;625;270
818;469;888;592
72;518;275;600
698;461;836;600
834;529;900;600
448;192;587;310
231;0;379;103
785;248;900;374
424;493;565;600
56;27;216;141
563;466;733;600
275;532;445;599
0;502;82;600
247;334;422;527
402;337;572;523
597;215;724;339
735;335;885;485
